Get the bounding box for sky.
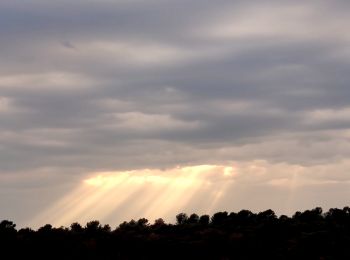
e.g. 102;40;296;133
1;0;350;228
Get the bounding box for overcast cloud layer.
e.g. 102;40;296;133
1;0;350;227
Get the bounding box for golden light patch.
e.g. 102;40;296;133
30;164;237;228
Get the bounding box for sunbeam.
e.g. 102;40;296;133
30;165;235;228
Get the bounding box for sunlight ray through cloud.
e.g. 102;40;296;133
24;160;350;228
31;165;235;227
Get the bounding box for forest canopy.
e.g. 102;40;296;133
1;207;350;259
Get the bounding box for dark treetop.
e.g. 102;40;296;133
1;207;350;259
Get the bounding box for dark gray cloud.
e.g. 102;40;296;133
1;0;350;169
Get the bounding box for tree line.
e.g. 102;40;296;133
1;207;350;259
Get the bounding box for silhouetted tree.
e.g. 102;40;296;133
153;218;165;227
296;207;324;223
237;210;254;224
176;213;188;225
0;220;16;231
85;220;103;236
102;224;111;232
70;222;83;233
211;211;228;225
38;224;52;233
257;209;277;221
199;215;210;225
188;213;199;224
137;218;149;227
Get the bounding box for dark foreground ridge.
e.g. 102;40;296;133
2;207;350;259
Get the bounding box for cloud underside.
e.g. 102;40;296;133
1;0;350;226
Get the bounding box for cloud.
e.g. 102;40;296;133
1;0;350;170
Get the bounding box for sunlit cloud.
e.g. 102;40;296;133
78;41;192;66
0;72;95;91
198;2;350;43
110;112;201;131
304;107;350;125
0;97;13;113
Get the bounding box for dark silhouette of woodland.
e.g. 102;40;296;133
2;207;350;259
